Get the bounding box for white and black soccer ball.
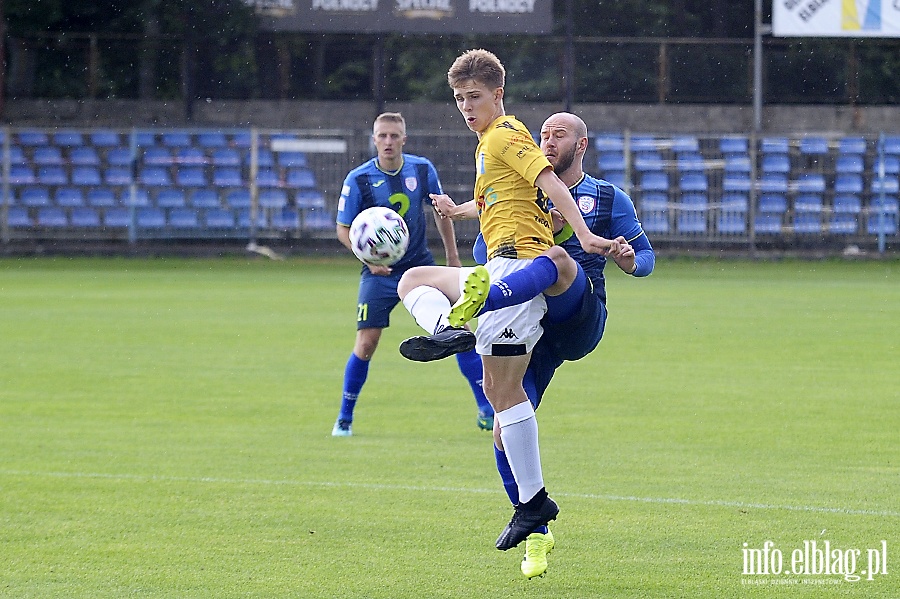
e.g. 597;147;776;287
348;206;410;266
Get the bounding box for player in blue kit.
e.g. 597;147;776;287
400;111;655;577
331;112;493;437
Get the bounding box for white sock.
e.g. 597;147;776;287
495;401;544;504
402;285;451;334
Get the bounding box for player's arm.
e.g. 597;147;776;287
535;168;618;256
608;186;655;277
336;222;352;252
431;194;479;220
432;206;461;267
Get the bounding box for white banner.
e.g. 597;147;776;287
773;0;900;37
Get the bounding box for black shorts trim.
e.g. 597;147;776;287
491;343;527;356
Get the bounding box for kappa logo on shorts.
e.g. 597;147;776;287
499;327;519;340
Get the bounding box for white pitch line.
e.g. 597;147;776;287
2;469;898;518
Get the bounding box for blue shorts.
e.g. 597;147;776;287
355;258;436;329
526;277;607;407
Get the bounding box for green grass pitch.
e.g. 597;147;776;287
1;256;898;598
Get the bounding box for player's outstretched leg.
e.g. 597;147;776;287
521;529;555;578
448;265;489;327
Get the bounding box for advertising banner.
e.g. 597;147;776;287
773;0;900;37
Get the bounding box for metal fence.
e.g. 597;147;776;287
1;126;898;253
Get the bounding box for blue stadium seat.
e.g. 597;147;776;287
136;207;166;227
598;152;626;172
870;176;899;194
212;167;242;187
87;188;118;207
7;207;32;227
671;135;699;153
719;136;748;155
799;137;829;155
761;153;790;173
594;134;624;153
107;148;133;166
640;211;669;234
758;194;788;214
104;167;132;185
18;130;49;146
286;168;316;188
140;167;172;186
640;192;668;211
881;136;900;155
272;207;300;229
829;213;858;234
792;213;822;234
204;208;236;228
602;171;628;190
835;154;864;174
7;145;27;165
37;166;68;185
676;153;705;172
190;189;221;209
754;213;783;234
161;132;191;147
721;193;749;211
833;194;862;214
135;131;156;147
122;189;151;207
245;149;275;168
639;171;669;192
174;147;207;165
278;151;308;168
211;148;241;166
295;189;325;209
633;152;664;172
156;189;187;208
867;214;898;235
259;189;288;209
794;173;826;193
37;207;68;227
679;173;707;192
834;174;863;194
72;166;102;186
874;156;900;175
717;212;747;234
629;136;658;152
70;207;101;227
90;130;120;147
237;208;268;229
168;207;200;228
103;207;131;227
255;168;280;187
55;187;85;207
176;167;207;187
722;175;752;193
760;137;789;154
231;131;252;148
226;189;251;209
302;209;335;230
10;166;36;184
197;132;228;148
869;197;899;216
70;146;101;166
757;174;788;193
837;136;866;155
793;194;823;213
33;146;64;165
53;131;84;147
677;210;706;234
143;147;173;166
21;188;51;207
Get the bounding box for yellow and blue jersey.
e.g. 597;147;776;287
474;115;554;260
336;154;442;272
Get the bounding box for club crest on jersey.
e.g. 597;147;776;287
405;177;417;192
578;195;596;213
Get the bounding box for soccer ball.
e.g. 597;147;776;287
348;206;410;266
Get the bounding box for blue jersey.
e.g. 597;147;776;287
337;154;443;273
554;173;648;302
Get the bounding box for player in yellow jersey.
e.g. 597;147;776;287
399;49;619;554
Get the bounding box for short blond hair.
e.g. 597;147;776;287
447;49;505;90
374;112;406;133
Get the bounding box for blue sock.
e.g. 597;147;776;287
481;255;558;315
455;349;493;416
493;444;549;535
338;353;369;422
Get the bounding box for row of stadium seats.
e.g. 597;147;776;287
6;146;311;169
642;210;897;236
4;129;289;149
5;165;319;188
6;187;325;209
